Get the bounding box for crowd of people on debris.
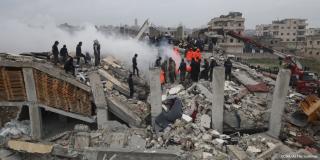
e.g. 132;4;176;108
152;48;233;85
51;40;101;76
51;38;233;99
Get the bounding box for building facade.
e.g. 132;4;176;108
208;12;245;54
306;28;320;36
255;19;308;54
304;35;320;58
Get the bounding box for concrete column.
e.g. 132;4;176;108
22;68;42;140
89;72;108;129
149;68;162;128
267;69;291;138
211;67;225;133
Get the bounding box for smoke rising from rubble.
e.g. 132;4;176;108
0;18;176;73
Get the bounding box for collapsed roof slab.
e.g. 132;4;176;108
98;69;130;97
106;96;142;127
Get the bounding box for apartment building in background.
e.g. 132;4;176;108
255;19;307;53
208;12;245;54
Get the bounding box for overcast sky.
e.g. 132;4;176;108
0;0;319;29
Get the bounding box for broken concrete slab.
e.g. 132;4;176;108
74;132;90;149
227;145;249;160
8;140;53;154
98;69;130;97
168;85;184;95
106;96;142;127
200;114;211;129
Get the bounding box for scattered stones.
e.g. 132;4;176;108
200;114;211;129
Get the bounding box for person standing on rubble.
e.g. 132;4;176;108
224;58;233;81
132;53;139;77
190;58;197;82
64;57;75;76
201;59;210;80
168;57;176;83
209;57;217;81
178;58;187;83
93;40;101;66
155;57;162;67
59;45;68;63
76;42;87;65
195;58;201;82
127;73;134;98
52;41;59;65
161;60;168;83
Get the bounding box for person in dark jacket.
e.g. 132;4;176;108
195;59;201;82
190;58;197;82
224;58;233;81
127;73;134;98
52;41;59;65
161;60;168;83
209;57;217;81
132;54;139;77
60;45;68;63
201;59;210;80
155;57;162;67
178;58;187;82
64;57;75;76
168;58;176;83
93;40;101;66
76;42;87;65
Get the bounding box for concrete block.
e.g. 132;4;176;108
22;68;43;140
89;72;108;128
227;145;249;160
211;67;225;132
200;114;211;129
267;69;291;138
74;132;90;149
149;68;162;128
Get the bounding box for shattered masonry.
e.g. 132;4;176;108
0;52;319;160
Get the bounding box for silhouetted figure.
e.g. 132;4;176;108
224;58;233;81
127;73;134;98
201;59;209;80
161;60;168;83
76;42;87;65
168;57;176;83
52;41;59;65
132;54;139;77
209;57;217;81
93;40;101;66
64;57;75;76
85;52;91;64
178;58;187;82
60;45;68;63
195;59;201;81
190;58;197;82
155;57;162;67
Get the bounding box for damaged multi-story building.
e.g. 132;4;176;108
255;18;308;54
207;12;245;54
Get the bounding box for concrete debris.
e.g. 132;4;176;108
200;114;211;129
1;53;319;159
0;120;30;139
168;85;184;95
182;114;192;123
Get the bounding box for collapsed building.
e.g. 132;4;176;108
0;49;319;160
